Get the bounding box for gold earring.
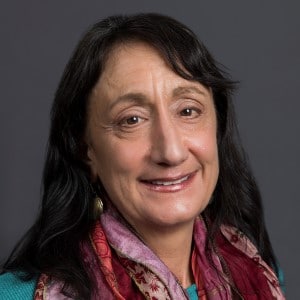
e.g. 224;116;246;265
93;196;103;220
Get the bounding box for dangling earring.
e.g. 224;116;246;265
93;195;103;220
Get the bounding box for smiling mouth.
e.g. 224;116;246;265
149;174;190;186
140;171;196;188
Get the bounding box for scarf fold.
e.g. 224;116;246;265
35;209;285;300
218;226;285;299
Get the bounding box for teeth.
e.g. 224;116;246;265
151;175;189;186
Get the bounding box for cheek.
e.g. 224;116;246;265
96;138;146;179
188;126;218;163
94;138;147;215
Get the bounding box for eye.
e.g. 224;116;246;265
125;116;140;125
179;107;201;118
119;115;145;126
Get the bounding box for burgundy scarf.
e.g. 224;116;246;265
34;211;285;299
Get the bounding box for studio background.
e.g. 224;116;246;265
0;1;299;298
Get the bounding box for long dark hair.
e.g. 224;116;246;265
2;13;277;298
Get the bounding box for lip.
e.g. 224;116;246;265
140;171;197;193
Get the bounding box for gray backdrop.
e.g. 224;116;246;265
0;0;299;298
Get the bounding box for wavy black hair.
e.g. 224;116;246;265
2;13;277;298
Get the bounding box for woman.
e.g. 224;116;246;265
0;13;285;299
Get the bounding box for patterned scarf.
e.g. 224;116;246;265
34;210;285;299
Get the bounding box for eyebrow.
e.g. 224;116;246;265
108;93;148;109
172;86;207;97
109;85;207;109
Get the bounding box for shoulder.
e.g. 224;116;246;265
0;272;37;300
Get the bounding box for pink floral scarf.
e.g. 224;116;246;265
34;210;285;299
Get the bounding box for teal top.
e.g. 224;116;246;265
186;283;198;300
278;266;286;293
0;269;285;299
1;273;200;299
0;273;36;300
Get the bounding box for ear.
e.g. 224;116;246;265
85;143;98;182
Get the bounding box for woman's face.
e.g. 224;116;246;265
85;42;219;232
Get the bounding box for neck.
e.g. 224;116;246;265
137;221;195;288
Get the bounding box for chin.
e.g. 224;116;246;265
144;208;201;228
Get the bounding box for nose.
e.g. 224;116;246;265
150;114;188;166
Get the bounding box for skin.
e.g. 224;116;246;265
85;42;219;287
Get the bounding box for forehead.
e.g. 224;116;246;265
91;41;210;100
102;41;171;85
